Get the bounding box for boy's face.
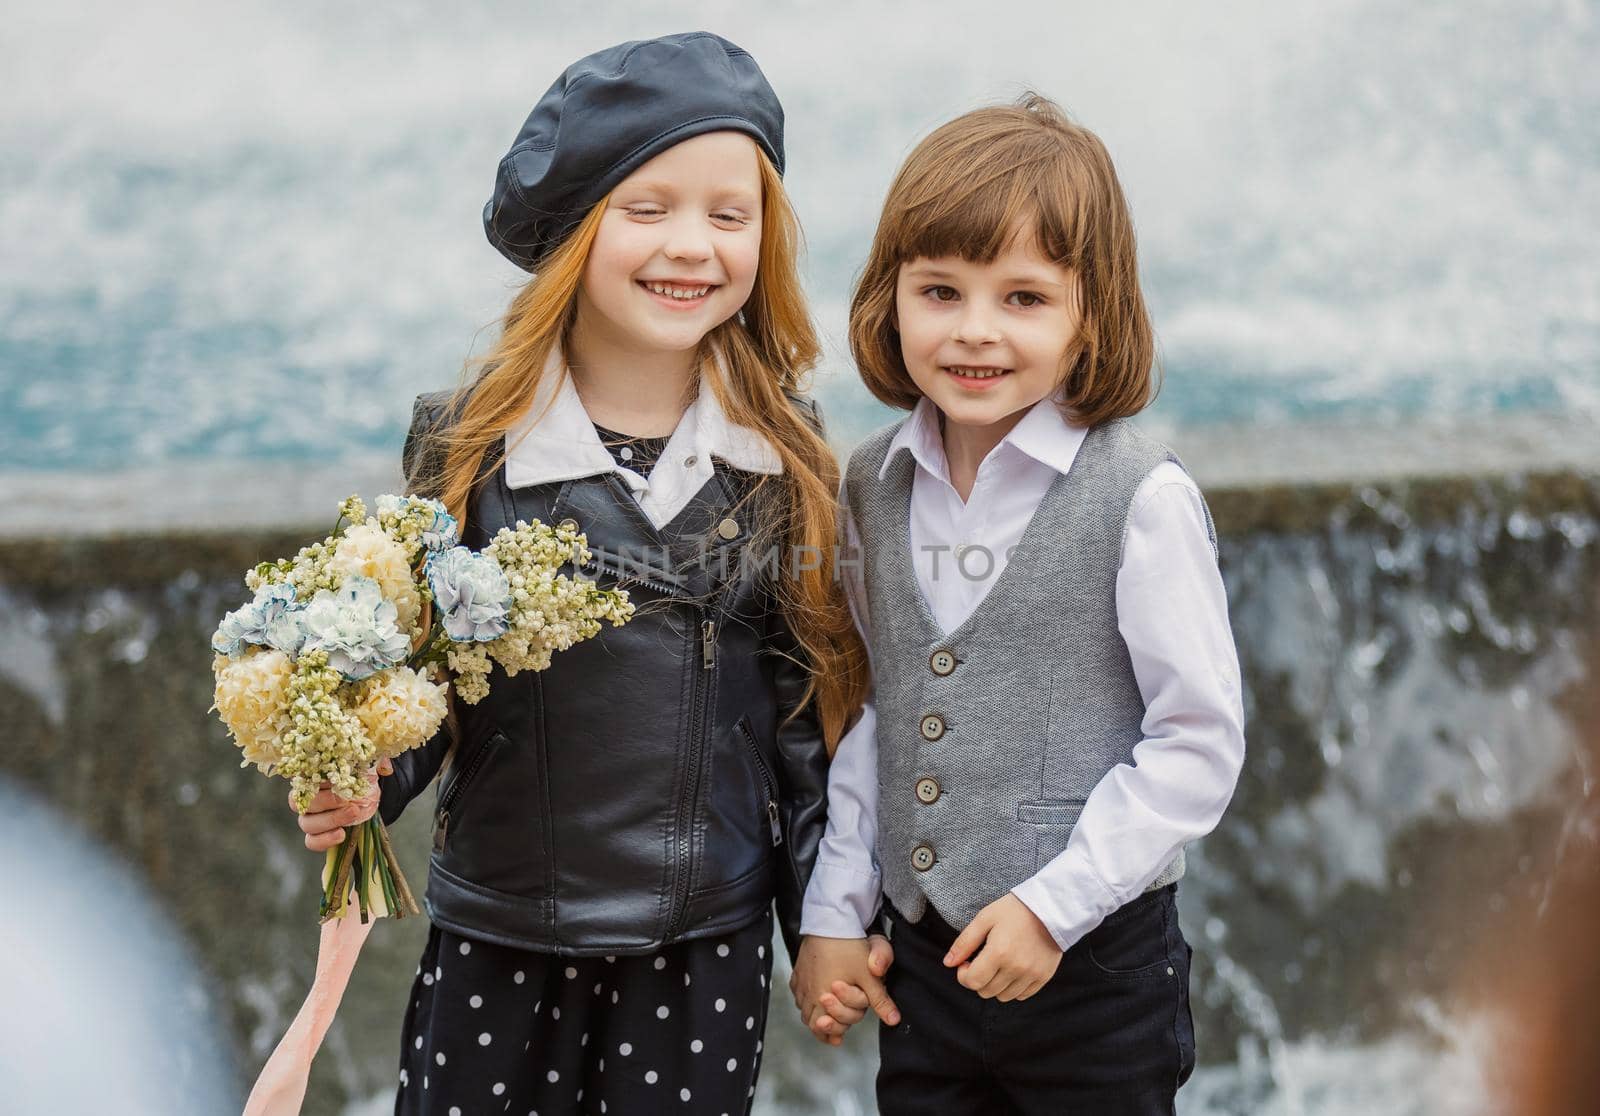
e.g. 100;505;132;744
894;229;1082;436
577;131;764;356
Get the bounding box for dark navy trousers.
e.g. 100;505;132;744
876;884;1196;1115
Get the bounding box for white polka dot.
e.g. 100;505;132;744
478;1032;492;1046
577;1090;584;1102
459;941;472;955
493;1083;506;1096
435;966;443;980
680;1088;692;1101
756;1040;763;1053
716;944;730;957
757;945;765;958
593;982;602;995
645;1070;658;1084
551;1006;561;1022
690;1039;703;1053
399;1069;409;1086
534;1000;542;1014
745;1016;755;1030
514;970;525;984
435;1052;447;1066
605;955;616;963
612;990;620;1004
450;1107;461;1116
759;974;766;987
599;1058;606;1072
422;1075;428;1089
714;998;726;1012
414;1036;423;1049
601;1103;607;1114
684;973;692;987
547;1069;559;1083
619;1042;633;1056
422;973;434;986
653;956;666;970
656;1005;670;1019
469;994;483;1009
564;966;578;979
726;1058;738;1072
581;1032;589;1047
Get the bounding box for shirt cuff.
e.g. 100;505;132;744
799;860;882;939
1011;855;1121;953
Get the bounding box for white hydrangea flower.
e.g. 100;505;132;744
299;576;412;681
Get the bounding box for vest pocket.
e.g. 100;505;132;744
1018;798;1085;873
1016;798;1086;826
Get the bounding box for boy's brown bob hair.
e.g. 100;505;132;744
849;92;1158;426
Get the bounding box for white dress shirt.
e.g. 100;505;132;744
800;393;1246;952
502;344;784;525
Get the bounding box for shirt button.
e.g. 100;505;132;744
929;649;956;676
915;777;941;804
558;517;579;533
911;844;936;872
919;714;946;742
715;516;739;540
684;454;698;468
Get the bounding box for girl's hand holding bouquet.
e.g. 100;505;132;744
209;492;633;924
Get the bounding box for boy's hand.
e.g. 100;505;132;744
790;934;899;1046
291;757;393;852
944;893;1062;1002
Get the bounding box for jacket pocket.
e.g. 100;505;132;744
433;729;505;853
735;715;783;847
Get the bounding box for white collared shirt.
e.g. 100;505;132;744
502;345;784;526
800;393;1247;951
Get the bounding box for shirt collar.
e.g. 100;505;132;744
504;344;784;492
878;390;1088;482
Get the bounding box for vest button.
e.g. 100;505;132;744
558;517;579;533
919;714;946;742
929;649;956;676
915;777;941;804
911;844;936;871
715;516;740;540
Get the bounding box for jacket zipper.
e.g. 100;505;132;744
737;718;783;847
433;734;498;853
664;602;717;939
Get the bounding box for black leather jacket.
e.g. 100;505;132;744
378;390;831;963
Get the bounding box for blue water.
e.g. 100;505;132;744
3;0;1597;472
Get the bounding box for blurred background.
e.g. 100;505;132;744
2;0;1597;1113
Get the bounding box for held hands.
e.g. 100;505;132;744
944;893;1063;1002
790;934;899;1046
291;757;393;852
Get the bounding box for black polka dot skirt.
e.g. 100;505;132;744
394;906;775;1116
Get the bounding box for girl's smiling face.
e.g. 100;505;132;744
894;229;1083;436
576;130;765;355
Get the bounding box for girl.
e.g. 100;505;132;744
291;32;867;1115
790;93;1247;1114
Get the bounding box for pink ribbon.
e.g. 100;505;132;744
241;910;377;1116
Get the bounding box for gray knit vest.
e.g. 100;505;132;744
845;416;1217;929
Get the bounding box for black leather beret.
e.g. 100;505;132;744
483;31;786;272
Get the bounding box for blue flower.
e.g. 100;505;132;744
418;499;460;553
426;546;511;642
299;576;412;680
212;582;300;658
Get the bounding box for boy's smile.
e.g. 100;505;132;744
895;227;1082;443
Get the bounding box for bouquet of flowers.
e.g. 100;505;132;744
210;493;634;924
